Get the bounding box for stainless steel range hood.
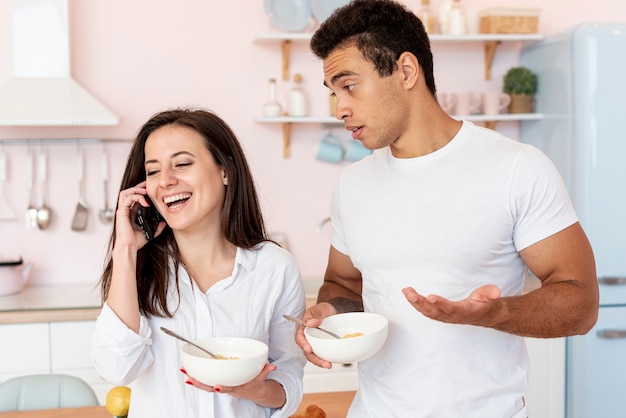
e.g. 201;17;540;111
0;0;118;126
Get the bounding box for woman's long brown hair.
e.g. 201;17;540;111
99;108;269;317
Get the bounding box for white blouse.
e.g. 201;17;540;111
92;243;307;418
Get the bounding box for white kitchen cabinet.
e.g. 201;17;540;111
0;320;114;406
303;361;358;394
49;320;114;405
0;323;49;379
50;321;95;370
525;337;566;418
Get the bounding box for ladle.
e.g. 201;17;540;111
36;149;52;230
160;327;218;359
25;152;38;230
98;150;114;224
282;314;342;339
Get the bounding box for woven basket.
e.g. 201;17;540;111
479;8;539;34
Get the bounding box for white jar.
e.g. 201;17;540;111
262;78;282;118
446;0;466;35
288;73;307;117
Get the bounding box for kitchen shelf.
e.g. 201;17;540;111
0;138;131;145
255;32;544;157
258;113;543;156
254;33;544;81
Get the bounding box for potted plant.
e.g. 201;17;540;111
503;66;538;113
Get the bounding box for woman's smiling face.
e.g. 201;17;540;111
143;124;227;234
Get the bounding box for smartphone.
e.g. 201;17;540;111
135;197;163;241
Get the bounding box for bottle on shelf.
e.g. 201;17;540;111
288;73;308;117
416;0;436;34
262;78;282;118
446;0;467;35
438;0;453;34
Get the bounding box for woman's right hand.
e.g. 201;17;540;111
114;181;156;249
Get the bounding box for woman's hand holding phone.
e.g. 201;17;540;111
135;198;164;241
116;182;165;248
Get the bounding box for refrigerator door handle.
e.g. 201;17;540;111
596;329;626;339
597;276;626;286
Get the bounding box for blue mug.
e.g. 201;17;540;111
316;133;344;164
344;139;372;162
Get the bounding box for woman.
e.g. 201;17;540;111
92;108;306;417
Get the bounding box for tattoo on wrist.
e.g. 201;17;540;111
327;297;364;314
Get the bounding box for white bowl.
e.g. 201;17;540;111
180;337;268;387
304;312;388;363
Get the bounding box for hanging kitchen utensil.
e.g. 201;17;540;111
26;151;38;229
98;148;114;224
70;147;89;231
0;149;17;221
36;148;52;230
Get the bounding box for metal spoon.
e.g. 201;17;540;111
25;152;38;229
282;314;342;339
160;327;218;359
36;149;52;230
98;150;114;224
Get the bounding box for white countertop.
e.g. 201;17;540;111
0;284;102;324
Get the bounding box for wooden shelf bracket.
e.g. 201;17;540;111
282;122;291;158
483;40;501;80
281;40;291;81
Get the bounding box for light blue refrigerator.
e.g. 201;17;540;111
521;23;626;418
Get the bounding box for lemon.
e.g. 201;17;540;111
105;386;131;418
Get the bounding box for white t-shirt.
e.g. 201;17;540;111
330;121;577;418
92;242;306;418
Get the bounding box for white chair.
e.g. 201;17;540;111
0;374;99;411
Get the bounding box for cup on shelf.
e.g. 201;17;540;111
465;9;480;34
437;92;457;114
316;133;344;164
482;92;511;115
345;140;373;162
454;92;481;116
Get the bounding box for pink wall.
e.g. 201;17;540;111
0;1;624;286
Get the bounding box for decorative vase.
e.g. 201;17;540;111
508;94;534;113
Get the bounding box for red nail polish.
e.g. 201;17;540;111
185;380;193;385
214;387;221;392
180;368;187;374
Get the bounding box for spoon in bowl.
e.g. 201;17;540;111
282;314;342;339
160;327;218;359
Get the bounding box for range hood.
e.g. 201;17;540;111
0;0;118;126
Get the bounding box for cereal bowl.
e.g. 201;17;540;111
180;337;268;387
304;312;388;363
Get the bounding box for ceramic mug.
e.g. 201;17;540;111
316;133;344;163
482;92;512;115
437;92;457;114
454;92;481;116
345;140;373;162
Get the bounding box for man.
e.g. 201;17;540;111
294;1;599;417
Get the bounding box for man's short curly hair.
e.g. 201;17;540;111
310;0;436;96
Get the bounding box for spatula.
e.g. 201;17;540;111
71;147;89;231
0;150;17;221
